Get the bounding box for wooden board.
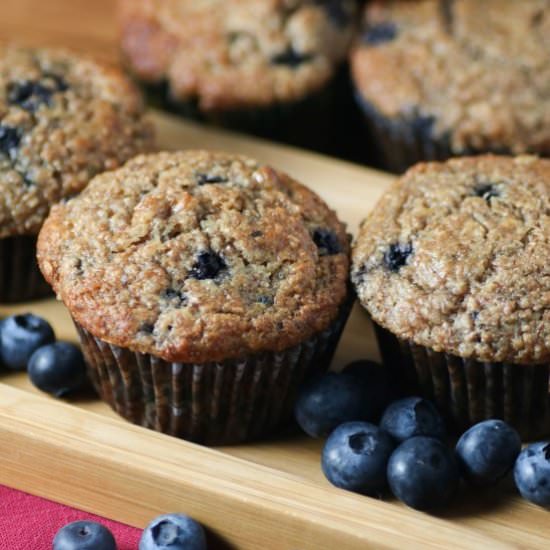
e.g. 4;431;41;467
0;112;549;550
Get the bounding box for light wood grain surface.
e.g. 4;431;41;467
1;2;549;549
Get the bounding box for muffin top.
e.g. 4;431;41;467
352;155;550;365
118;0;357;110
351;0;550;155
38;150;350;363
0;45;154;238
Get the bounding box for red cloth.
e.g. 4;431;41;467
0;485;141;549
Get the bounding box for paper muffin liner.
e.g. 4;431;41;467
372;322;550;440
74;295;353;445
0;235;53;303
141;73;343;155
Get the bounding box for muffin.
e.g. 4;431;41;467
0;45;154;302
118;0;357;152
37;150;352;445
351;0;550;173
352;155;550;439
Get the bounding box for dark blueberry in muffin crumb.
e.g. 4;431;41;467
474;183;500;202
312;228;341;256
189;250;227;280
8;74;68;112
384;242;413;272
196;173;228;185
411;114;436;140
271;47;313;67
257;295;274;306
161;287;187;306
0;125;21;156
139;322;155;334
363;22;398;45
315;0;352;28
251;230;263;238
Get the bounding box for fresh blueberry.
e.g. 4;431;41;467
455;419;521;486
189;250;226;280
312;228;341;256
271;47;313;67
28;342;87;397
295;371;386;438
383;242;413;272
322;421;396;495
0;125;21;156
387;436;459;510
342;360;391;418
363;22;398;45
514;442;550;507
53;520;117;550
0;314;55;371
380;397;445;442
139;513;207;550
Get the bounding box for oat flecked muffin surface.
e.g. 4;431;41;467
37;150;351;444
119;0;357;111
38;150;350;363
351;0;550;170
352;155;550;438
0;45;154;238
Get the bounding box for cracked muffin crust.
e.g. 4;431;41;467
38;150;350;364
352;155;550;365
0;45;154;239
118;0;357;110
351;0;550;168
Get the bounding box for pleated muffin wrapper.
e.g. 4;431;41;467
0;235;53;303
353;92;512;174
74;295;353;446
373;322;550;441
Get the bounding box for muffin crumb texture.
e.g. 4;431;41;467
0;45;154;238
352;0;550;155
352;155;550;364
38;151;350;363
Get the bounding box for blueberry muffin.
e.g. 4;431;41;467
37;150;352;445
118;0;357;151
0;45;154;302
351;0;550;172
352;155;550;439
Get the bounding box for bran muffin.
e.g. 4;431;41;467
352;155;550;439
118;0;357;151
37;150;352;445
0;45;154;302
351;0;550;172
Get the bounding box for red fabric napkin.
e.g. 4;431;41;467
0;485;141;549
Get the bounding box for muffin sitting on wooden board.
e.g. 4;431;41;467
351;0;550;172
0;45;154;303
352;155;550;439
118;0;357;151
37;150;352;445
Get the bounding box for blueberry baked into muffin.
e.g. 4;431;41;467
0;45;154;302
118;0;357;151
352;155;550;439
351;0;550;172
37;150;352;445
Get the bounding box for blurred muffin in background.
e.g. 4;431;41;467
0;45;154;303
118;0;358;152
351;0;550;173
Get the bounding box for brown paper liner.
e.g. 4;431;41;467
0;235;53;303
372;322;550;440
74;297;352;445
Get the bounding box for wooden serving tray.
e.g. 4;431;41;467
0;112;547;550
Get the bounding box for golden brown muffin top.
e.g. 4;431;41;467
118;0;357;110
38;151;350;363
352;155;550;364
0;45;154;238
351;0;550;155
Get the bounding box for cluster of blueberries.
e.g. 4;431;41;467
53;513;206;550
294;360;550;511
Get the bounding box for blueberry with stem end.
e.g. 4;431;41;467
139;513;207;550
53;520;116;550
